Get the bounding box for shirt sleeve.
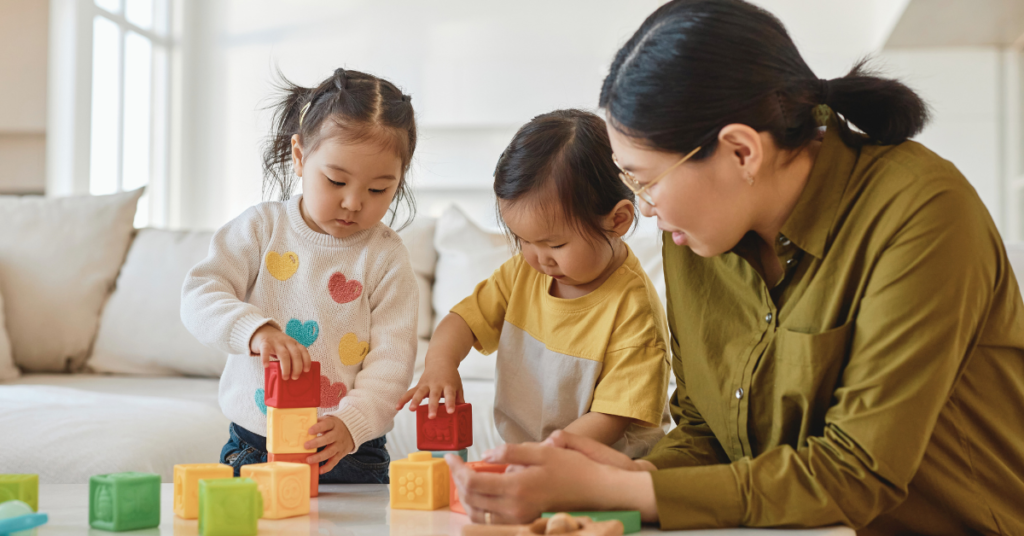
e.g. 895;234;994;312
330;242;419;451
450;256;522;354
180;205;279;356
648;183;1000;530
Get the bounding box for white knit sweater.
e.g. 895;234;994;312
181;195;418;451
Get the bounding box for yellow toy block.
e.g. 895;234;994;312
173;464;233;519
267;407;317;454
389;452;449;511
239;462;310;519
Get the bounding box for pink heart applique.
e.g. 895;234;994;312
320;376;347;407
328;272;363;304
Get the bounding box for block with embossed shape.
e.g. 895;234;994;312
416;402;472;451
264;361;320;409
267;407;318;454
449;461;509;515
173;464;233;519
198;478;262;536
88;472;161;532
0;474;38;512
389;452;450;511
268;452;319;497
240;462;310;519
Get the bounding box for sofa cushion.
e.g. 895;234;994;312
397;217;437;340
0;288;16;380
88;229;229;377
0;189;142;372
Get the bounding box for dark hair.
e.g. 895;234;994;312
599;0;930;158
262;68;417;229
493;109;636;249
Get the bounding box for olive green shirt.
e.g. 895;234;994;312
645;119;1024;535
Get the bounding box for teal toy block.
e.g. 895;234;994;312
0;474;38;512
542;511;641;534
198;478;263;536
89;472;161;532
429;449;468;462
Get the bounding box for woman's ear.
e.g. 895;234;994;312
717;123;763;185
606;199;636;238
291;134;305;177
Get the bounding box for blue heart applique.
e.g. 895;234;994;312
285;319;320;348
255;389;267;415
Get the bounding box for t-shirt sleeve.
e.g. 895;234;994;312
450;255;522;355
590;342;670;428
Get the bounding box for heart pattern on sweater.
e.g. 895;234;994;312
338;333;369;366
266;251;300;281
320;376;347;408
286;319;319;348
255;389;267;415
328;272;362;304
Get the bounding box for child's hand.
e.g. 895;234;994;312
395;363;465;418
249;324;311;380
305;415;354;474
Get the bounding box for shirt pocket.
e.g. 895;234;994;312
766;320;854;447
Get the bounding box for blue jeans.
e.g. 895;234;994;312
220;422;390;484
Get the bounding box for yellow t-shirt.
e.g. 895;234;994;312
451;244;671;457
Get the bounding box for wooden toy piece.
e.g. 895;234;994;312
198;478;263;536
541;512;641;534
389;451;450;511
264;361;321;409
0;474;38;511
461;514;623;536
239;462;310;519
173;464;233;519
430;448;468;462
267;406;317;454
450;461;509;515
416;402;473;451
0;500;48;534
269;452;319;497
89;472;161;532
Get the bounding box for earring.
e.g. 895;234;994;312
744;171;754;186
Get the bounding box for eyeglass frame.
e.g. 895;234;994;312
612;145;702;207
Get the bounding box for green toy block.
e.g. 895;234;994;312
429;449;468;462
89;472;161;532
198;478;263;536
0;474;38;512
542;511;641;534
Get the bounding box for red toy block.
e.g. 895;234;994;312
450;462;508;515
416;402;472;451
268;453;319;497
264;361;320;409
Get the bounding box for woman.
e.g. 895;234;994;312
446;1;1024;534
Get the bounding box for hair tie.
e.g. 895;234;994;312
817;78;831;105
401;94;411;103
298;101;311;128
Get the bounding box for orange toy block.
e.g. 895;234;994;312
240;462;310;519
266;407;317;454
389;452;449;511
450;462;508;515
268;453;319;497
172;464;233;519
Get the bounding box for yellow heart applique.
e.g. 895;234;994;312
266;251;299;281
338;333;369;366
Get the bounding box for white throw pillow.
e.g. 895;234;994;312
89;229;229;377
397;217;437;340
0;288;18;380
0;189;143;372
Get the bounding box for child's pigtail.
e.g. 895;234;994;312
262;71;312;201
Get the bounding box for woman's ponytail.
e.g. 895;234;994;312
825;59;931;147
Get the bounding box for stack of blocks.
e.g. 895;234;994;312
265;361;321;498
389;401;474;511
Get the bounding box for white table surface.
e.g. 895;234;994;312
35;484;855;536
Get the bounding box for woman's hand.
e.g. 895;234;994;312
395;361;465;417
543;430;656;472
446;441;659;525
249;324;311;380
304;415;354;474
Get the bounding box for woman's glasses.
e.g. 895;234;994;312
612;146;701;207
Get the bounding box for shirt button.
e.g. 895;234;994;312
735;388;744;399
779;236;792;246
786;258;794;265
765;312;773;323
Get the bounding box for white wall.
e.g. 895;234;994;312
0;0;48;195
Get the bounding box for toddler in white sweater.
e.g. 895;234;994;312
181;68;419;484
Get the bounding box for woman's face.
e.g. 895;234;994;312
606;124;759;257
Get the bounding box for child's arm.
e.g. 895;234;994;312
396;312;476;417
562;412;633;446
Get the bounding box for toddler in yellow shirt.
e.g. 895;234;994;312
397;109;670;456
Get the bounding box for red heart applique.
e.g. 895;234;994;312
320;376;347;408
328;272;363;304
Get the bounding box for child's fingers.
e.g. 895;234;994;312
443;386;457;414
278;344;292;380
319;449;344;474
306;418;335;437
307;444;338;466
395;388;417;411
427;387;444;419
300;345;312;374
303;432;335;451
290;346;305;380
406;386;430;412
456;388;466;405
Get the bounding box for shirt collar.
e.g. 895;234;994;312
778;115;858;260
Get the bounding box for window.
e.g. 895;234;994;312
88;0;171;227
